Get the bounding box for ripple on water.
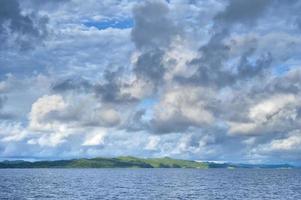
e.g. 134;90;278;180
0;168;300;200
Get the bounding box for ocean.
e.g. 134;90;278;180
0;168;300;199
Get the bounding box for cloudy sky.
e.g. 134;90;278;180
0;0;301;164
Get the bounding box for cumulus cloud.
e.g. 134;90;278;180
29;95;67;131
269;132;301;152
151;86;214;133
30;94;121;129
131;0;179;89
0;0;301;164
228;94;301;135
250;130;301;163
174;0;276;89
82;128;107;146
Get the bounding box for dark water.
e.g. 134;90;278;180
0;169;300;200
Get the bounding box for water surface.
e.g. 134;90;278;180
0;169;300;199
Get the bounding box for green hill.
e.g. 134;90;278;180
0;157;296;169
0;157;209;169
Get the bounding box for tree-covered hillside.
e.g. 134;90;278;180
0;157;295;169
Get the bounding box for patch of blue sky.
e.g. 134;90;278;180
138;98;158;109
273;59;301;76
137;98;158;121
273;65;290;76
84;18;134;30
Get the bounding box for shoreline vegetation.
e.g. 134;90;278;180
0;156;297;169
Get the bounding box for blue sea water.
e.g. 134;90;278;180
0;169;300;199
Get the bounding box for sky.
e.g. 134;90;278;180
0;0;301;165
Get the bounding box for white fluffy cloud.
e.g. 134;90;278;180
249;130;301;163
269;133;301;151
29;95;67;131
228;94;301;135
152;86;214;133
82;128;107;146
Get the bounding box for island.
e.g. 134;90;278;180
0;156;296;169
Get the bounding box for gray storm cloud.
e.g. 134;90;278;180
175;0;275;88
0;0;48;50
131;0;178;50
131;0;179;87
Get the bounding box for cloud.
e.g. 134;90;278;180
145;135;160;150
0;96;6;109
82;128;106;146
214;0;271;26
93;68;137;103
131;0;178;50
228;93;301;135
0;0;48;50
0;95;14;119
269;132;301;151
4;92;121;149
150;86;214;133
131;0;179;89
250;130;301;163
134;50;165;84
29;95;67;131
30;94;121;130
0;0;301;164
174;0;275;88
51;78;92;93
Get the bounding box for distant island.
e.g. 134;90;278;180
0;156;297;169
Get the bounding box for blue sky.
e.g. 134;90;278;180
84;18;134;30
0;0;301;165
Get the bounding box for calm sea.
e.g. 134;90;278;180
0;169;300;199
